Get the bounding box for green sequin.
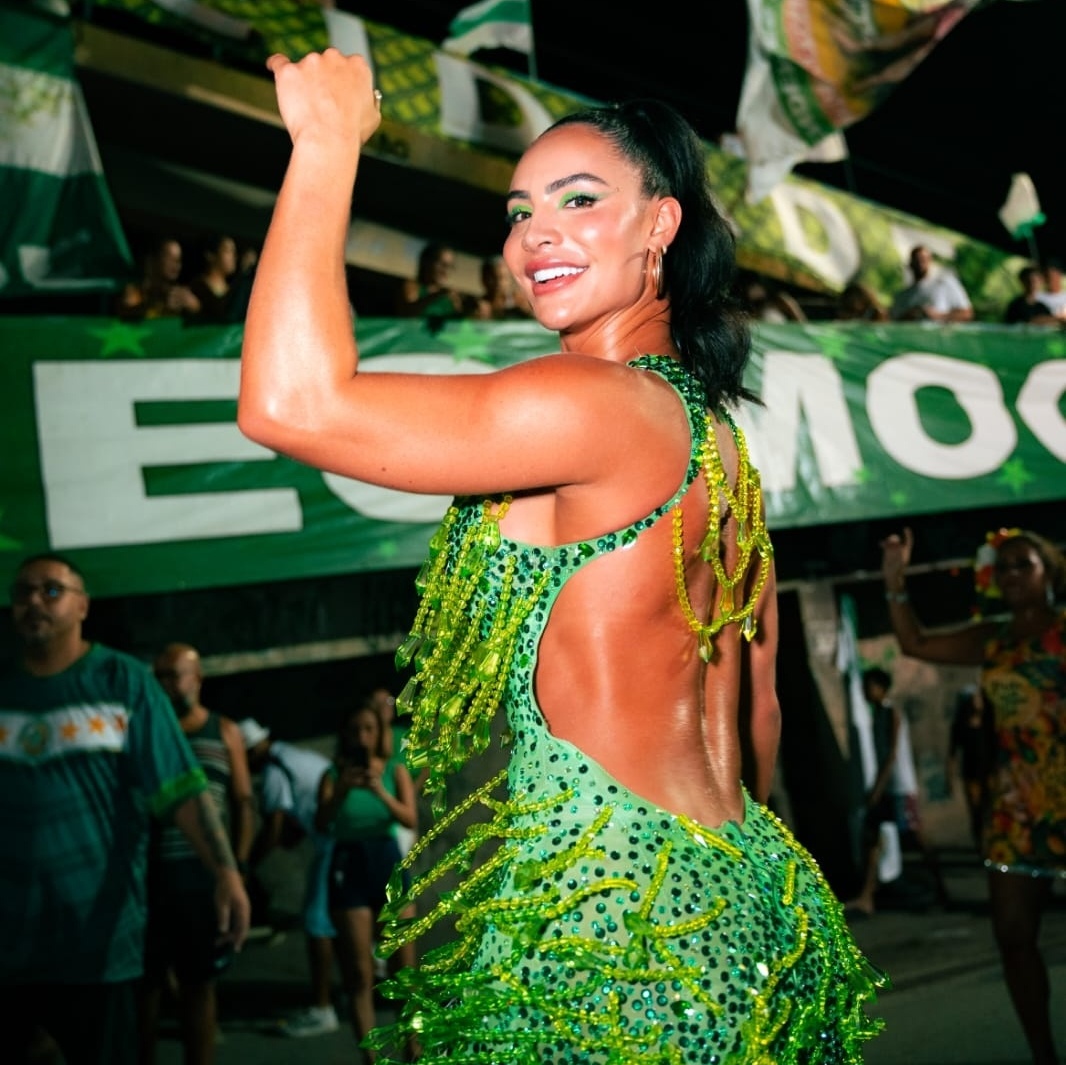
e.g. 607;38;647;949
372;356;885;1063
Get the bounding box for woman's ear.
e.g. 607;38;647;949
650;196;682;249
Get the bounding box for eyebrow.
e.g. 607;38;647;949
506;172;610;203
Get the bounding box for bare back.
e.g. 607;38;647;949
496;365;762;828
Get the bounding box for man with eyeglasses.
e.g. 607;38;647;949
0;553;250;1065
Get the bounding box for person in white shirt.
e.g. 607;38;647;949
845;668;949;916
241;720;339;1039
1038;256;1066;319
891;244;974;322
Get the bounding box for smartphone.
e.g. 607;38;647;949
347;746;369;770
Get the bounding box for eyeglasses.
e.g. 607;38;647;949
9;579;86;603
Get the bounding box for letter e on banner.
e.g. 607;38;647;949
34;360;302;550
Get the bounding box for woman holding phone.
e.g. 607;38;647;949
315;699;418;1060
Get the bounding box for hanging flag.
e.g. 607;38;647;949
836;594;901;883
998;172;1045;241
0;1;133;298
146;0;253;40
442;0;533;58
736;0;986;202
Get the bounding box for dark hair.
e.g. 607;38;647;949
417;241;454;285
17;552;87;590
197;232;234;264
999;530;1066;597
862;667;891;691
481;254;506;285
148;235;182;258
549;100;755;409
336;700;388;760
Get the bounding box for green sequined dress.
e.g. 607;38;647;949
371;356;885;1064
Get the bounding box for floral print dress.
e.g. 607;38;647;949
981;609;1066;876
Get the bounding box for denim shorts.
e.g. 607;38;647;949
303;835;337;938
329;836;407;913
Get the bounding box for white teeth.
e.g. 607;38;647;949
533;266;583;283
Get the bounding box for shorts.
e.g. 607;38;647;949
144;867;234;984
0;979;137;1065
864;793;921;844
303;835;337;938
329;836;407;913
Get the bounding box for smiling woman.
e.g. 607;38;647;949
238;48;884;1064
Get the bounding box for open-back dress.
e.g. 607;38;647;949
369;355;885;1064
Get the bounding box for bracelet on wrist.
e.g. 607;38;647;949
885;590;909;603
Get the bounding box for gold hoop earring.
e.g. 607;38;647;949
650;247;667;300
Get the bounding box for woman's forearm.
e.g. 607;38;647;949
239;135;362;447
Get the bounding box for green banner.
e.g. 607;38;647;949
0;2;133;297
0;316;1063;604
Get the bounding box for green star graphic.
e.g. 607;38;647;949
997;459;1034;494
1045;335;1066;358
0;509;22;551
812;330;850;362
889;490;909;508
854;465;872;485
376;540;400;561
440;321;495;364
88;322;152;357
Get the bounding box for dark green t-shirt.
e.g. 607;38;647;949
0;644;206;984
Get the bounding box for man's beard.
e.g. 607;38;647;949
15;612;53;648
169;693;196;717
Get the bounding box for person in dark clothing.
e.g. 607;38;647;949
139;644;255;1065
1003;265;1058;326
946;685;992;850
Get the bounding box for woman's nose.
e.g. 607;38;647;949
520;211;559;251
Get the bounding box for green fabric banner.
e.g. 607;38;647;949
0;2;133;297
0;316;1063;604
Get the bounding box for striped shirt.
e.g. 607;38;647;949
153;710;230;867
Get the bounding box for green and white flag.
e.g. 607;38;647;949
442;0;532;58
0;1;133;298
998;172;1046;241
736;0;984;202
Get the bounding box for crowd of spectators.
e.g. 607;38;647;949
0;549;423;1059
736;246;1066;328
113;234;258;326
10;225;1066;331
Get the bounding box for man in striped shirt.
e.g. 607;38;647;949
141;642;255;1065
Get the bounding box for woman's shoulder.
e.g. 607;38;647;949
494;351;658;394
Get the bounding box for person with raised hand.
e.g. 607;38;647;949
239;49;883;1063
882;525;1066;1065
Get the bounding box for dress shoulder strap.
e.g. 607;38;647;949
630;353;773;660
